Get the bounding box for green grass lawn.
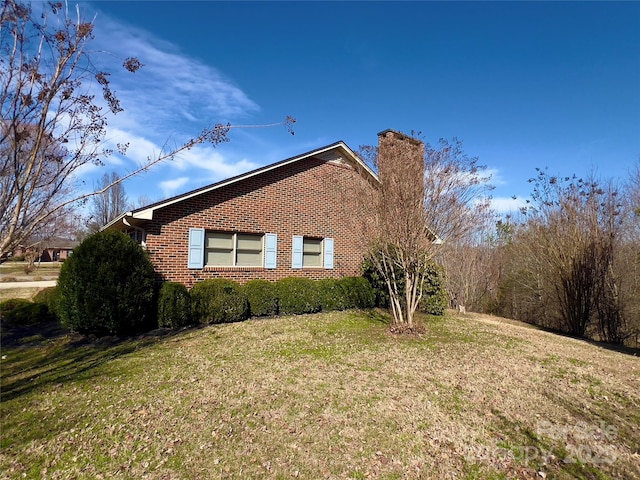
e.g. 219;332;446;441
0;287;41;301
1;310;639;479
0;261;61;284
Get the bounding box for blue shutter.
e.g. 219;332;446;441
291;235;303;269
324;237;334;269
265;233;277;269
188;228;205;269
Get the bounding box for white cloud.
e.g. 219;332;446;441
159;177;189;197
171;146;258;183
491;196;528;214
69;8;263;199
103;128;163;166
93;125;259;197
91;14;258;129
485;168;506;186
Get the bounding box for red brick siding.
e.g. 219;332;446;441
144;157;374;287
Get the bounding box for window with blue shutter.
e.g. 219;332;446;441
265;233;277;269
188;228;205;269
324;238;334;269
291;235;303;269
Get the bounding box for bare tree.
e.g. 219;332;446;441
438;235;499;312
359;130;493;330
616;162;640;344
499;169;635;342
133;194;155;210
86;171;129;233
0;0;294;258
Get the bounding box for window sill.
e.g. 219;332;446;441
204;266;265;271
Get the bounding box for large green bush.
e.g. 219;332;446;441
191;279;249;324
317;278;348;311
361;257;393;307
276;277;321;315
245;279;278;317
56;230;156;336
158;282;192;329
338;276;376;309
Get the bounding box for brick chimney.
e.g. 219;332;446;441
377;129;425;206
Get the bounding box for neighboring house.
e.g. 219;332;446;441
6;238;78;262
104;130;424;288
37;238;78;262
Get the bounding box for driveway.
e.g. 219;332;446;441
0;280;57;289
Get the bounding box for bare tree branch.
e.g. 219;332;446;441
0;1;295;258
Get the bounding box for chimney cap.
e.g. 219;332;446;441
377;129;423;146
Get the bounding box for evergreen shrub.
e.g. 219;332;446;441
363;256;447;315
0;299;52;327
338;276;376;309
158;281;192;329
317;278;348;311
33;287;59;317
245;279;278;317
276;277;321;315
191;279;249;324
419;263;448;316
56;230;156;336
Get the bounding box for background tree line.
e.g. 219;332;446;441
437;164;640;346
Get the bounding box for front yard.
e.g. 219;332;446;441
1;310;639;479
0;261;61;286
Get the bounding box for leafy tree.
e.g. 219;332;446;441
0;0;294;258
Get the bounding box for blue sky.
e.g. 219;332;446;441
79;1;639;214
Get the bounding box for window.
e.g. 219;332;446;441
127;228;146;244
292;236;334;269
303;238;322;267
205;232;234;266
188;229;277;269
206;232;262;267
235;234;263;266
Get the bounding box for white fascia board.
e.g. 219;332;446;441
131;208;154;220
334;143;380;183
101;212;130;231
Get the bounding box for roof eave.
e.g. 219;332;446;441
101;211;151;232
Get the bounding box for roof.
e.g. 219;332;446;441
103;141;378;231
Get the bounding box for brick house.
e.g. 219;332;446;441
37;238;78;262
105;139;383;288
6;238;77;262
105;130;426;288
